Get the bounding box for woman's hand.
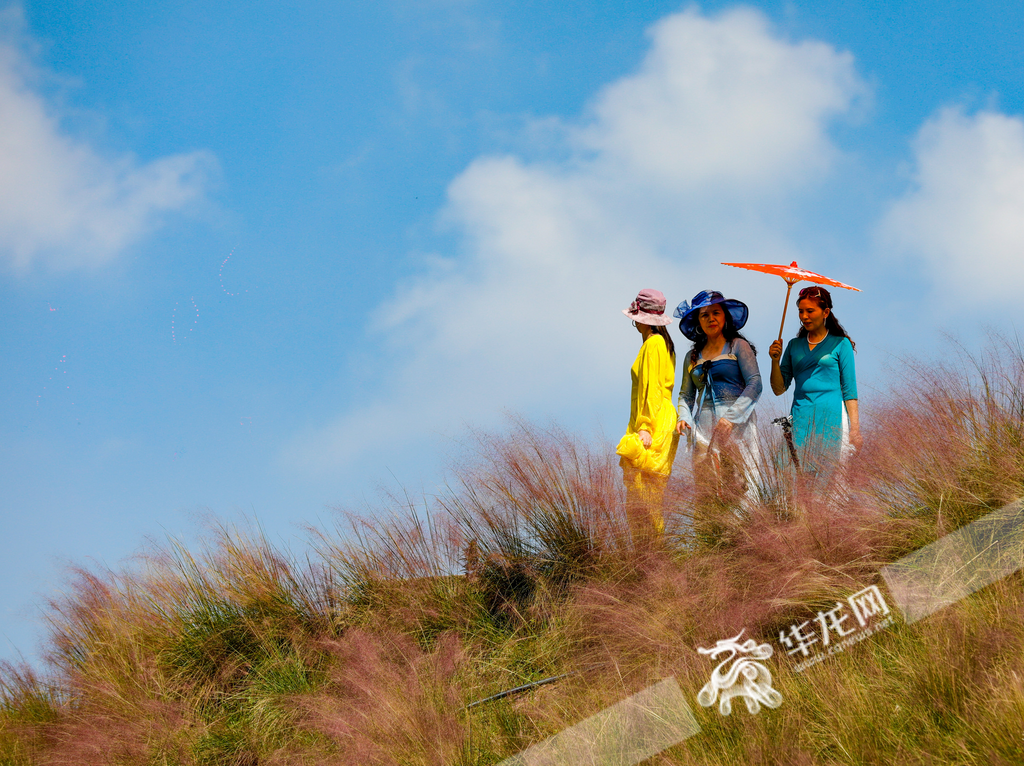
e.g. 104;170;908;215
713;418;733;443
769;340;783;361
850;427;863;451
675;421;690;436
638;430;652;448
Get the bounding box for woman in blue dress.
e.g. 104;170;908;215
768;286;861;475
674;290;763;502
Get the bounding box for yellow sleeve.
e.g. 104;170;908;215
634;335;670;434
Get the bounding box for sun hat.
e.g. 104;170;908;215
622;288;672;326
673;290;749;341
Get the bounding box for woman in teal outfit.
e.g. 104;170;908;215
768;286;861;474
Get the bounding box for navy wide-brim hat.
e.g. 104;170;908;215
673;290;749;341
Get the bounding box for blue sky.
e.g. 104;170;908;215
2;0;1023;663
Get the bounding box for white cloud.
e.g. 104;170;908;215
880;107;1024;297
0;13;214;271
282;6;865;474
579;7;863;192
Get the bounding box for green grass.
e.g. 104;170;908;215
3;345;1024;764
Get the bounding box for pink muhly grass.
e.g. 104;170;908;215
24;696;189;766
438;418;639;573
544;493;888;689
314;494;463;590
858;335;1024;531
295;629;465;765
8;521;343;765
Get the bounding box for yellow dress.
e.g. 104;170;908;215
616;334;679;533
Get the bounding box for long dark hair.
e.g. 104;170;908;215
649;324;675;359
796;286;855;350
689;308;757;366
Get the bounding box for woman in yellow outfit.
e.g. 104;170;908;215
616;289;679;536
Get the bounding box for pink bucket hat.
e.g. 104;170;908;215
622;288;672;326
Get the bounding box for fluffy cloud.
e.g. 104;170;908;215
579;8;863;192
0;17;214;271
880;107;1024;297
283;6;865;473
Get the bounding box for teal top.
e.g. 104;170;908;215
779;334;857;469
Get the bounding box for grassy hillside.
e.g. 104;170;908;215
2;343;1023;765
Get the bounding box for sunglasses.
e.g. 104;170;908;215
798;286;827;298
798;285;833;307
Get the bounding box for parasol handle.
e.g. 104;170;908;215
777;281;796;341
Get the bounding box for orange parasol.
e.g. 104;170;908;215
722;261;860;341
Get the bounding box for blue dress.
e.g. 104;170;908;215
779;335;857;471
677;338;762;494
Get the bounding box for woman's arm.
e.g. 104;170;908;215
845;399;862;451
675;353;697;435
838;338;861;450
768;339;790;396
635;336;669;446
